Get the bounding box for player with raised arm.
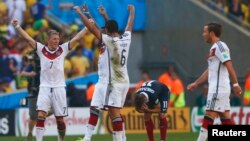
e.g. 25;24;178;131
75;5;110;141
187;22;242;141
135;80;170;141
12;18;88;141
74;4;135;141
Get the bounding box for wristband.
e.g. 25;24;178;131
233;83;239;87
15;24;20;29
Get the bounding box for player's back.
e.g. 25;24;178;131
102;31;131;83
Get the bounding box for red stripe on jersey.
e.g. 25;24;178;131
207;48;215;59
42;47;63;60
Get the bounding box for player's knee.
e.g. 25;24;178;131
37;110;47;117
90;107;100;116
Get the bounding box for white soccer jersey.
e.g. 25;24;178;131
207;41;231;94
97;44;109;83
36;42;70;87
102;31;131;84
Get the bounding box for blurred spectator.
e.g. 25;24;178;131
0;0;7;18
82;29;95;49
30;0;47;21
6;0;26;25
196;84;208;113
230;92;242;106
0;46;18;91
242;1;250;25
243;68;250;106
134;70;151;92
64;57;72;79
33;19;49;43
158;66;173;90
70;46;90;77
228;0;244;20
67;83;88;107
15;55;29;89
86;82;95;104
169;71;186;107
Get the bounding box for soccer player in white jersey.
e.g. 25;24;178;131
187;22;242;141
74;4;134;141
12;18;89;141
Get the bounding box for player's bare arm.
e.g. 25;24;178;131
74;6;102;40
224;61;242;95
187;69;208;91
125;4;135;31
98;5;109;22
12;19;36;48
69;27;88;50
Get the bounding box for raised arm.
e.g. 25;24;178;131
69;27;88;50
98;5;109;22
12;19;36;49
125;4;135;31
74;6;102;40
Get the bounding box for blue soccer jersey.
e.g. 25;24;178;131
136;80;170;112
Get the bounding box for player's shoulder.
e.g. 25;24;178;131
214;41;229;49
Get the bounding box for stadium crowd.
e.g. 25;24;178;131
202;0;250;29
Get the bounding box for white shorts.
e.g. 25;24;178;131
205;92;230;112
105;83;129;108
37;87;68;117
91;82;108;108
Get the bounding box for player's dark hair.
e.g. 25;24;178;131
105;20;118;33
206;22;222;37
134;94;146;111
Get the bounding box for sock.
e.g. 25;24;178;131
145;118;154;141
120;114;126;141
197;127;208;141
84;108;99;140
112;117;123;141
197;116;214;141
221;118;235;125
159;117;167;141
57;120;66;141
36;117;45;141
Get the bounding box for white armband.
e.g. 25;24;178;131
233;83;239;87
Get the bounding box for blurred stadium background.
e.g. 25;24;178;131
1;0;250;141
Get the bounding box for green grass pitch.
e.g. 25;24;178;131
0;132;198;141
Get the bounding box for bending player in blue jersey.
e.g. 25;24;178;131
135;80;170;141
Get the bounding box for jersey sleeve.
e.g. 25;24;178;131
60;42;70;55
215;43;231;63
36;42;44;57
102;34;112;46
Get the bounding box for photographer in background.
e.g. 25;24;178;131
20;50;40;141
